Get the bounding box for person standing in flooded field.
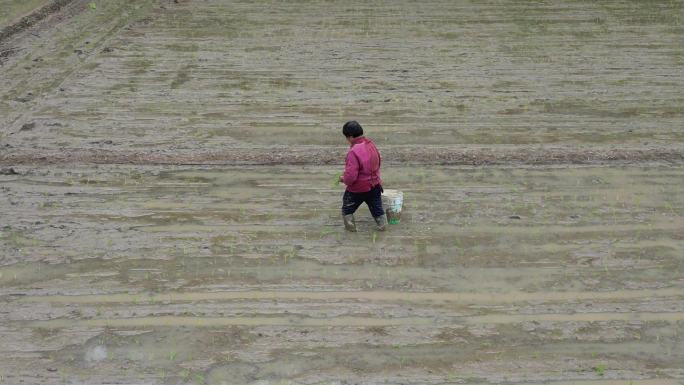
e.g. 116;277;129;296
339;120;386;232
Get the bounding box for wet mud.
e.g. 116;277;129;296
2;164;683;384
2;145;684;166
1;0;684;159
1;0;683;384
0;0;75;42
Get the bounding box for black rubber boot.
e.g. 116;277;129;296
374;214;387;231
343;214;357;232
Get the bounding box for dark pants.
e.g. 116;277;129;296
342;185;384;218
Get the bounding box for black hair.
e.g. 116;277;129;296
342;121;364;138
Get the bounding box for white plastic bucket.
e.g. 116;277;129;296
381;189;403;224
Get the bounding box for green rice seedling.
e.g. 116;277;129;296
332;172;342;188
282;246;296;264
594;363;606;376
181;369;190;381
665;201;676;215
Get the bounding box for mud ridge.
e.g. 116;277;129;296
27;312;684;328
0;0;77;43
19;288;684;304
1;145;682;166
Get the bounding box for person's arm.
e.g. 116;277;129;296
342;152;360;186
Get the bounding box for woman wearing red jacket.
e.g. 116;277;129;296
338;121;386;232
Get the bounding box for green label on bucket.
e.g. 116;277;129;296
388;218;400;225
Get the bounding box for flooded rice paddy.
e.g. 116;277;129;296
1;0;684;154
1;164;683;384
1;0;684;384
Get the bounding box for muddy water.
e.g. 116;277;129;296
1;164;683;384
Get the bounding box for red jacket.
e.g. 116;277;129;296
342;136;382;192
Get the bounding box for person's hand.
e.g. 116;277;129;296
339;175;344;183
